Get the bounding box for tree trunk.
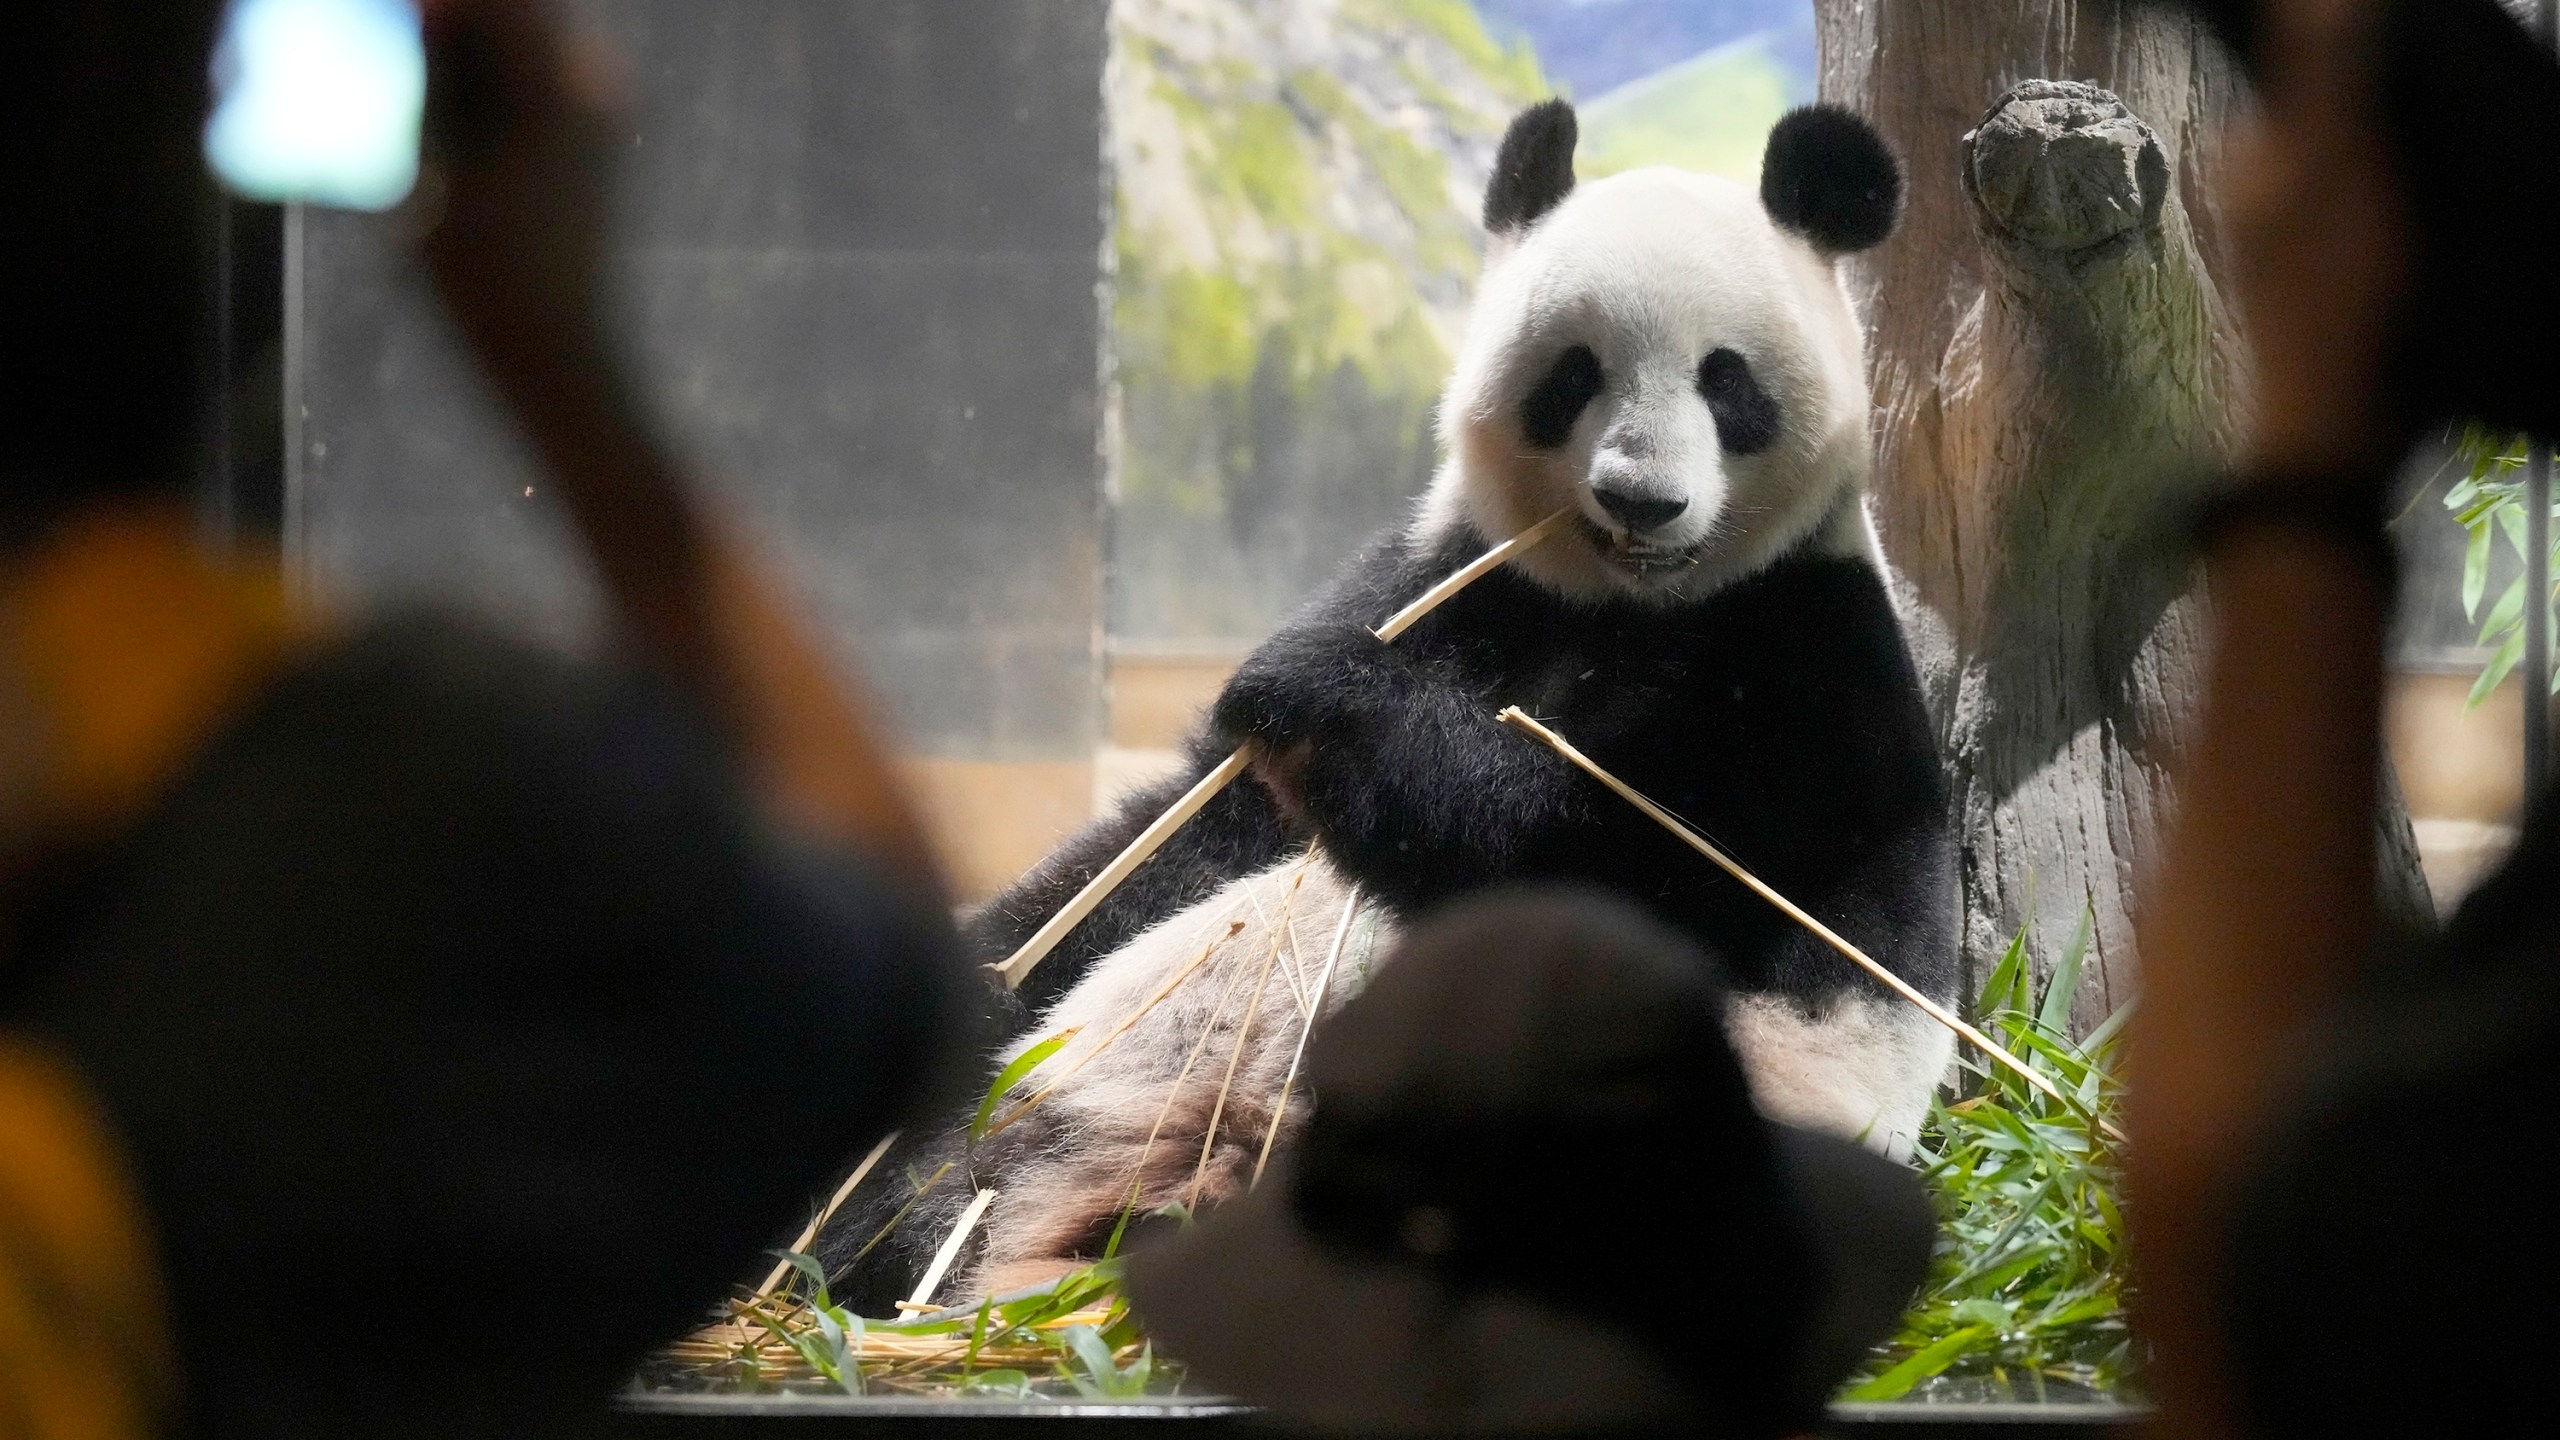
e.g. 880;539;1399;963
1814;2;2432;1031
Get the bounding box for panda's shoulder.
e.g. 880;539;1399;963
1683;551;1925;699
1718;551;1903;640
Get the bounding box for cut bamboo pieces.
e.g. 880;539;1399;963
990;508;1575;991
683;1291;1124;1380
1497;706;2128;1146
1184;864;1309;1209
906;1186;999;1311
1251;885;1362;1187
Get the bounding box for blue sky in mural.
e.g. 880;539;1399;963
1474;0;1816;179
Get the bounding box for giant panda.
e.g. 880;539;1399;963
821;99;1957;1314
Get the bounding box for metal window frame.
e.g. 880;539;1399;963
614;1395;2148;1438
2532;3;2559;788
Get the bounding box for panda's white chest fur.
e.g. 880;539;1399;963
965;846;1950;1295
961;869;1946;1429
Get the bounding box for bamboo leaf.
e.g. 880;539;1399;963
769;1248;830;1303
962;1370;1031;1398
973;1030;1078;1142
2038;908;2093;1037
1845;1326;1995;1402
2079;998;2136;1059
1980;925;2028;1032
2480;575;2527;645
1101;1197;1137;1261
2466;521;2493;617
1065;1323;1116;1373
2471;628;2528;709
961;1296;997;1369
1846;919;2128;1402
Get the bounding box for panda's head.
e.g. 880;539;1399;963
1430;101;1901;605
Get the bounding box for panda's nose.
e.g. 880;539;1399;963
1592;487;1688;534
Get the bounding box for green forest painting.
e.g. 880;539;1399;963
1108;0;1815;643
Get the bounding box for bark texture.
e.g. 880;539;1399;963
1814;3;2431;1030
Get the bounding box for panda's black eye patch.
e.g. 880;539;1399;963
1520;344;1604;449
1697;348;1780;456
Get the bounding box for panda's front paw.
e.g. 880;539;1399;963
1210;620;1393;750
1245;737;1318;831
1209;664;1307;749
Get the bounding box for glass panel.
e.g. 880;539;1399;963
271;0;2531;1426
292;0;1111;899
1105;0;1812;653
2392;436;2543;908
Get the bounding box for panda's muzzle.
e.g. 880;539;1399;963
1580;438;1706;573
1591;486;1688;533
1575;514;1706;577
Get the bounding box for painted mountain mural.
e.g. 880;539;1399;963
1109;0;1814;644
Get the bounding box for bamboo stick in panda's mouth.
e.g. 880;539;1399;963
989;508;1576;992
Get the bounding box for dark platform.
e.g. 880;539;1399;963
616;1395;2145;1439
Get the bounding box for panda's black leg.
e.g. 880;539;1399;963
813;1123;985;1319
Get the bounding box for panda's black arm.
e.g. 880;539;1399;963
1211;615;1588;912
1748;812;1962;1004
961;526;1463;1019
961;731;1296;1021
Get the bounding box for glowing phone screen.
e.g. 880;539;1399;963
205;0;424;211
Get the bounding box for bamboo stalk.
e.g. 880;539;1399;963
1372;508;1574;641
1252;885;1361;1187
989;508;1575;991
1240;870;1308;1014
1496;706;2127;1144
989;751;1253;990
1184;863;1310;1209
906;1187;999;1311
754;1130;900;1297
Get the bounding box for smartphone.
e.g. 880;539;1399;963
204;0;424;211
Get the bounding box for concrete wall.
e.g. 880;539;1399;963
290;1;1109;895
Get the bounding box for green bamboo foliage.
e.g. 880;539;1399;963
661;920;2136;1404
2442;424;2560;708
1848;914;2134;1402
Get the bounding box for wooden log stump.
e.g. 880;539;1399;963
1816;4;2431;1028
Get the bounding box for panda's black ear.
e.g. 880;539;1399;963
1760;105;1902;255
1484;99;1578;235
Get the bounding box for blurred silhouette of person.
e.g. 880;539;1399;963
2135;1;2560;1436
1127;888;1933;1439
2;3;970;1436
